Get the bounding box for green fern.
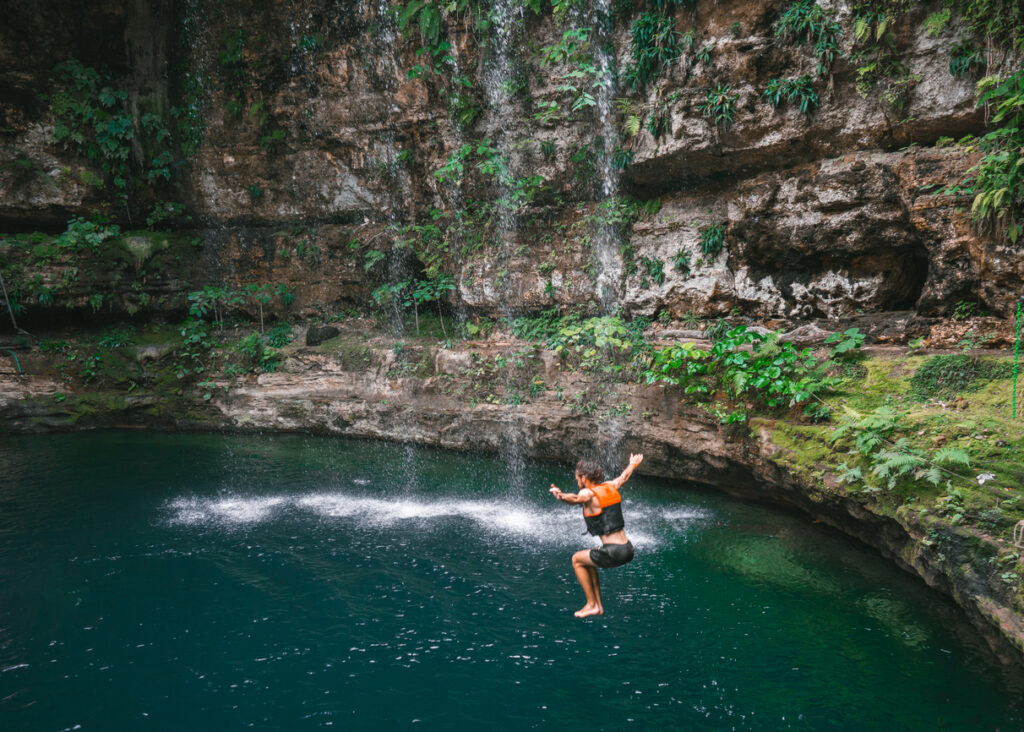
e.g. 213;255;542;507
871;441;925;489
933;446;971;467
753;334;782;361
921;465;943;486
830;406;902;456
836;462;863;485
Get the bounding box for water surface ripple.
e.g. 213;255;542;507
0;432;1021;730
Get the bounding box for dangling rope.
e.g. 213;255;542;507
0;270;19;333
0;271;31;337
2;349;21;373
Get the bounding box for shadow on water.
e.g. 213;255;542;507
1;431;1023;730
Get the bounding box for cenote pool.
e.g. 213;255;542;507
1;432;1022;730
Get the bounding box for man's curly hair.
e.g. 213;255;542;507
574;459;604;483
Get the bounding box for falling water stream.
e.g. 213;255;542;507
575;0;624;312
1;432;1021;730
478;0;532;492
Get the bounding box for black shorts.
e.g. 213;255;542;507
589;541;634;569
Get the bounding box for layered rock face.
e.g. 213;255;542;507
0;0;1017;327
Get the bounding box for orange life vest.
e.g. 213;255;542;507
583;482;625;536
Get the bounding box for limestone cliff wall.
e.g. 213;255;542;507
1;0;1020;328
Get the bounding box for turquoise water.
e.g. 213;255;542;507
1;432;1021;730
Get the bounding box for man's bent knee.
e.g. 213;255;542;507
572;549;595;567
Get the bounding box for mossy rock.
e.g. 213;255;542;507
909;354;1012;400
319;338;380;371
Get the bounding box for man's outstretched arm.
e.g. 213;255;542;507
608;453;644;490
549;485;593;504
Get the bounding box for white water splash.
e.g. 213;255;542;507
167;496;288;525
163;490;709;549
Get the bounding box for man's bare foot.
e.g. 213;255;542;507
574;604;604;618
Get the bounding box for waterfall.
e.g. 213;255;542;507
479;0;532;494
563;0;628;466
590;0;624;314
481;0;525;281
367;0;416;333
368;0;419;486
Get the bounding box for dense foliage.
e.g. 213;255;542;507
967;71;1024;242
644;325;836;422
623;11;683;90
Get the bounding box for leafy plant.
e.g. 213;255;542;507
824;328;865;359
549;316;642;373
923;8;951;37
763;78;786;107
448;75;482;130
260;128;286;150
949;38;984;77
188;286;243;330
961;0;1024;55
616;97;642;138
58;216;121;251
963;70;1024;242
624;11;683;91
830;406;902;457
848;1;921;118
698;222;726;256
264;322;294;348
774;0;842;76
535;28;605;124
145;201;187;229
511;308;573;343
641;256;665;285
646;105;671;138
704;318;731;342
409;274;456;338
763;75;819;114
952;300;978;321
673;249;691;275
645;325;828;415
398;1;444;48
364;248;387;272
50;60;133;206
97;328;133;350
611;146;635;170
175;318;217;379
698;84;739;129
238;331;281;373
242;283;295;334
435;138;510;186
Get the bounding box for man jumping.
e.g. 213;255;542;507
549;453;643;617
